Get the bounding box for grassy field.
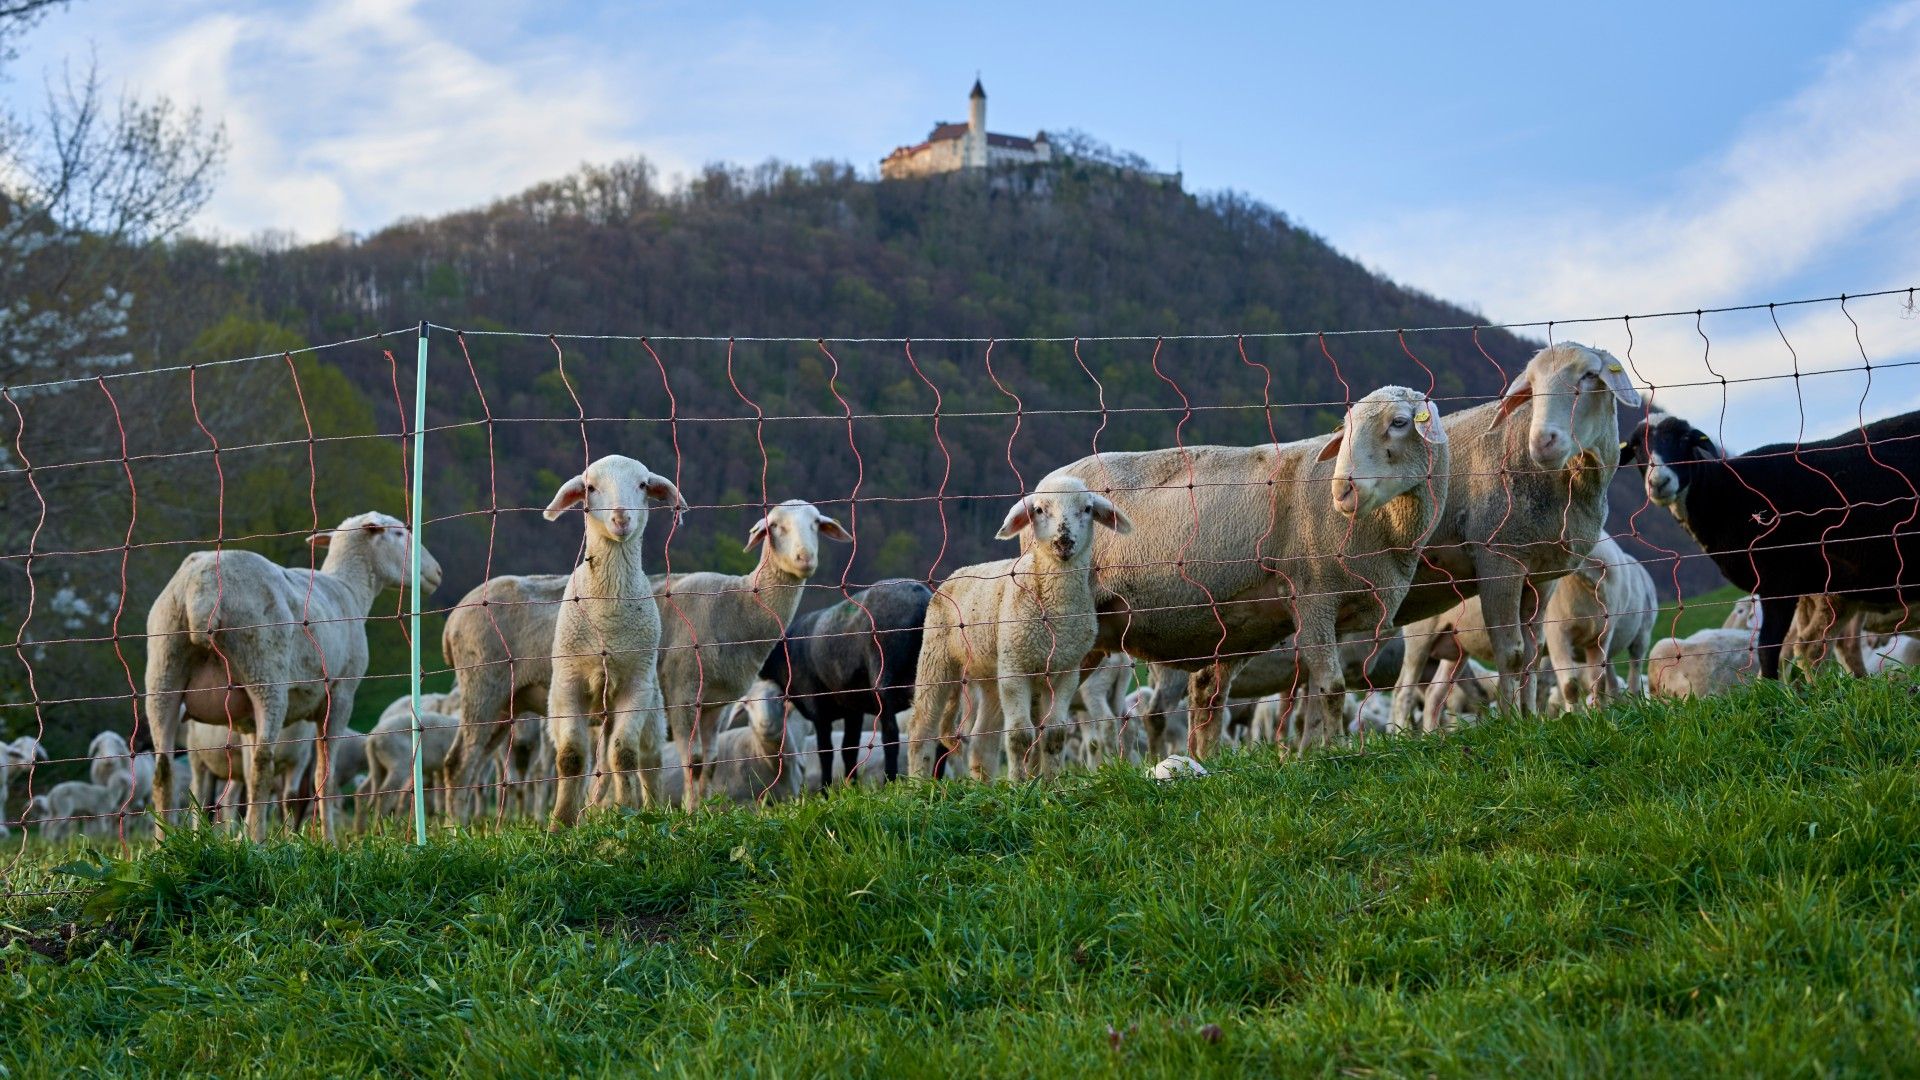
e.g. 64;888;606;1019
3;673;1917;1076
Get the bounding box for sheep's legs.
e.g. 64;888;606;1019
1293;625;1346;750
998;676;1039;783
546;679;594;828
242;684;290;842
144;647;190;834
1390;618;1442;735
907;660;960;779
1422;658;1460;732
965;683;1001;780
1183;662;1234;760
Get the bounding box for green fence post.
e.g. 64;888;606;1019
409;320;430;845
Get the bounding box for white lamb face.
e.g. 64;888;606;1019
544;454;686;545
310;512;443;594
997;476;1133;561
1497;344;1641;469
744;500;851;578
1328;387;1445;518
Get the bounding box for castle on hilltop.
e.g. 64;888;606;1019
880;79;1054;180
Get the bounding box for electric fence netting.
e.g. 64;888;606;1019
4;286;1920;886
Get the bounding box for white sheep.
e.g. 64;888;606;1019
143;510;443;841
1648;628;1760;699
0;736;47;838
656;498;849;811
543;455;685;826
1069;652;1137;768
359;691;461;822
1049;386;1450;759
1544;534;1658;705
1864;634;1920;675
910;475;1134;782
1391;344;1641;730
25;779;123;842
439;572;569;822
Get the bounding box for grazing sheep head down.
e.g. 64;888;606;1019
1492;343;1642;470
308;511;444;594
997;474;1134;562
1618;412;1717;510
743;499;852;578
543;454;686;544
1323;385;1447;517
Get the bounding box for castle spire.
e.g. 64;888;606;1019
970;74;985;100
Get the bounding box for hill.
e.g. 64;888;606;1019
5;674;1915;1074
1;156;1718;758
181;157;1715;598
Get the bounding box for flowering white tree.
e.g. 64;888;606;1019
0;1;224;690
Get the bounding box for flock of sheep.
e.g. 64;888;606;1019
11;340;1920;843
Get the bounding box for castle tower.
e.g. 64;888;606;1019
966;77;987;168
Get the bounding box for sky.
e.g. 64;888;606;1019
6;0;1920;445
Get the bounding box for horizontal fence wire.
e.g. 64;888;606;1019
5;285;1920;886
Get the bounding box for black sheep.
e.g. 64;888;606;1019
758;578;933;788
1620;408;1920;677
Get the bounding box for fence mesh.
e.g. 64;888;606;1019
4;286;1919;874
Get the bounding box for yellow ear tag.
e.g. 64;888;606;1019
1607;363;1623;373
1413;409;1430;423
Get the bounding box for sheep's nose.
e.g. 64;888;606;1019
1530;430;1570;467
1332;479;1360;515
608;511;632;537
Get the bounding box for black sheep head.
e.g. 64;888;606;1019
1619;414;1718;507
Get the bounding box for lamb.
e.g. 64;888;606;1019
1648;628;1760;699
1049;385;1450;758
656;499;849;810
909;475;1134;781
543;455;685;826
757;577;930;790
360;691;461;822
439;573;569;823
86;732;161;829
1620;407;1920;678
1390;344;1642;731
24;779;124;842
142;510;443;841
1543;534;1658;705
1863;634;1920;675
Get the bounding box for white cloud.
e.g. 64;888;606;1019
1351;1;1920;447
125;0;650;240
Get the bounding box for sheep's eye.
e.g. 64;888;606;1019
1391;416;1409;429
585;484;595;494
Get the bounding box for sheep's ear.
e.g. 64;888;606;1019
996;496;1035;540
1414;400;1446;444
1595;353;1641;407
817;514;853;543
1487;370;1532;432
1316;430;1344;462
1089;494;1133;535
1618;423;1646;466
307;530;335;549
29;740;46;762
644;474;688;524
543;475;588;521
743;516;770;552
1688;428;1715;457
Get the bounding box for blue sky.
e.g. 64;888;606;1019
7;0;1920;443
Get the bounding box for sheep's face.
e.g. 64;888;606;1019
744;500;850;579
87;731;129;761
1620;414;1715;508
997;475;1134;563
1494;344;1641;470
310;512;442;595
1326;387;1445;518
544;455;687;546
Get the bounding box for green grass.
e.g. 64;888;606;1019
5;674;1919;1076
